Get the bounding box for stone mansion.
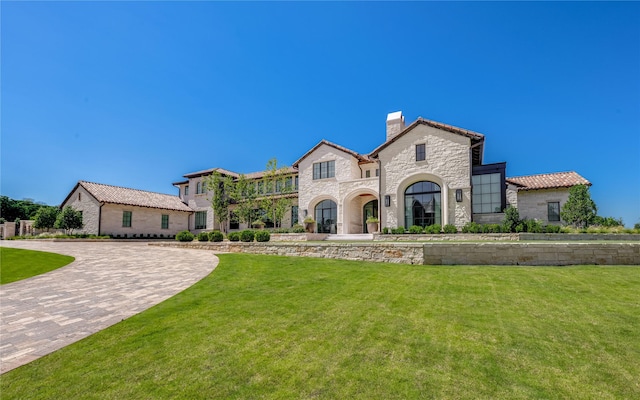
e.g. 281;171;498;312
62;111;589;236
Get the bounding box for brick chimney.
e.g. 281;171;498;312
386;111;405;141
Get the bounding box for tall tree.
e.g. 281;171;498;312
33;206;59;231
560;184;597;228
54;206;83;234
260;158;294;228
233;174;259;228
205;171;235;233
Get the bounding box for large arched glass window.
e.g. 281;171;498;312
315;199;337;234
404;181;441;228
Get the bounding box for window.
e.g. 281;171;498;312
291;206;299;226
196;182;201;194
472;173;502;213
314;200;337;233
122;211;132;228
312;161;335;180
416;144;426;161
185;185;189;196
285;177;293;191
195;211;207;229
375;169;379;177
365;170;371;178
230;211;239;230
404;181;441;228
294;176;299;190
78;192;81;201
548;202;560;222
161;214;169;229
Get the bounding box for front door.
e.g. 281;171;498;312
363;200;378;233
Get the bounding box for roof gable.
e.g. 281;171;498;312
369;117;485;164
506;171;590;191
68;181;192;212
292;139;369;167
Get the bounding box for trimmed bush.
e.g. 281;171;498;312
392;227;406;234
408;225;423;234
483;224;502;233
197;232;210;241
228;232;240;242
292;224;306;233
525;219;543;233
209;230;224;242
424;224;442;234
255;230;270;242
382;227;390;234
176;230;195;242
240;230;255;242
462;221;482;233
443;224;458;234
544;224;562;233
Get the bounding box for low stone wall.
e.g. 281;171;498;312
152;241;425;264
423;242;640;266
151;241;640;266
374;233;519;241
270;233;329;242
519;233;640;241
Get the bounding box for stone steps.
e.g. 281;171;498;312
324;234;374;241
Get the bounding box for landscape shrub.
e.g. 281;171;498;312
525;219;543;233
483;224;502;233
392;227;406;234
443;224;458;234
544;224;562;233
502;206;521;233
255;230;270;242
227;232;240;242
176;230;195;242
382;227;390;234
240;230;255;242
462;221;482;233
408;225;423;234
197;232;210;241
292;224;306;233
209;230;224;242
424;224;441;234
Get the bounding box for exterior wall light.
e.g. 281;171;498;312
456;189;463;202
384;195;391;207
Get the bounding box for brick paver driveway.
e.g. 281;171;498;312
0;240;218;373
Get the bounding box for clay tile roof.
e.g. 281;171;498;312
293;139;368;167
183;167;239;179
78;181;192;212
244;166;297;180
506;171;590;191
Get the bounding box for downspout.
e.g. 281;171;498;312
98;203;103;236
469;141;483;222
376;158;382;229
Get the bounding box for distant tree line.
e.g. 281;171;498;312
1;196;83;234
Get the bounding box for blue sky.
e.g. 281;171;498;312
2;1;639;226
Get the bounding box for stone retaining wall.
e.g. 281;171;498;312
423;242;640;266
374;233;640;242
152;242;425;264
151;241;640;266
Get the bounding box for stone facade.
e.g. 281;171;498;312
376;123;472;229
512;188;570;224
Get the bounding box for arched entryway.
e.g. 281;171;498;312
363;200;378;233
404;181;441;228
315;199;337;234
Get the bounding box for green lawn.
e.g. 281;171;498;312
1;254;638;399
0;247;75;284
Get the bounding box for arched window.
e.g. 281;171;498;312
404;181;441;228
315;199;337;234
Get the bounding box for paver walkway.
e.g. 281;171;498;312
0;241;218;374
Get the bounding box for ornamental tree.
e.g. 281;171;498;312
54;206;83;234
560;184;597;228
206;171;235;233
33;206;59;231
